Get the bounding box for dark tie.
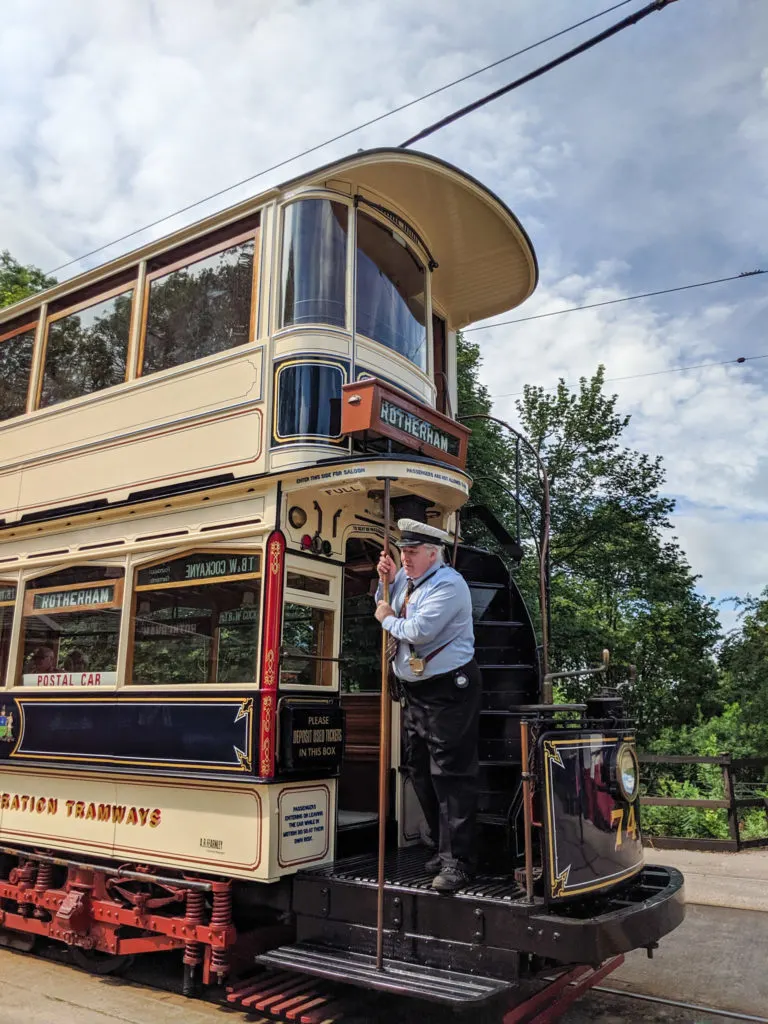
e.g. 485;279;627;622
386;579;414;664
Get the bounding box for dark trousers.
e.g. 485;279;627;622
401;659;481;871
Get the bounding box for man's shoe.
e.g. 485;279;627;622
431;866;472;893
424;854;442;875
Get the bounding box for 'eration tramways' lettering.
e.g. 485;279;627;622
0;791;161;828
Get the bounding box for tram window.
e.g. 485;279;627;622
18;567;124;687
40;291;133;408
0;327;34;422
0;583;17;686
286;572;331;596
275;361;343;441
281;603;334;687
142;237;256;377
356;211;427;371
281;199;348;329
131;551;261;685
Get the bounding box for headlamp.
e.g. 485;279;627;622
613;742;640;803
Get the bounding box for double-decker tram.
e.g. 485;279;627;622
0;148;683;1020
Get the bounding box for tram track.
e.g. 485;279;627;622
589;987;768;1024
5;935;765;1024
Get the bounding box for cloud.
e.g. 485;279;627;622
0;0;766;616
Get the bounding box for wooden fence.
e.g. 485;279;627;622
639;753;768;852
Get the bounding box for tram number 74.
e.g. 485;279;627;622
610;805;639;850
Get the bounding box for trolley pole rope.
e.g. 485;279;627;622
376;478;393;970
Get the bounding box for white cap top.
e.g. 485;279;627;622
397;518;451;547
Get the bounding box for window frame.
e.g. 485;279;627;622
0;320;38;421
37;281;138;410
137;225;261;379
280;554;341;692
127;546;264;689
354;206;432;374
272;356;348;445
275;192;353;337
14;564;127;690
0;579;19;688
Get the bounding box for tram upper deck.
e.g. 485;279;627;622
0;148;536;529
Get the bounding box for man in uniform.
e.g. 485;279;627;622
375;518;480;892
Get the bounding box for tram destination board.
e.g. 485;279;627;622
279;699;344;772
340;378;470;469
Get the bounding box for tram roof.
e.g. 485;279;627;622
1;148;538;329
284;148;539;327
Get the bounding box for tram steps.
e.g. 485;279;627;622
254;943;515;1006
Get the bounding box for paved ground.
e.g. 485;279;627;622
2;902;765;1024
644;846;768;913
2;850;767;1024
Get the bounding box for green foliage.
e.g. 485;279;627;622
455;346;722;740
0;250;56;309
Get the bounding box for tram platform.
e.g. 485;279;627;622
644;845;768;912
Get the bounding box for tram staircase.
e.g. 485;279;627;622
455;543;540;859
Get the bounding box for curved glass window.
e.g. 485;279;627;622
0;327;34;422
356;211;427;371
281;200;348;329
275;361;343;441
41;292;132;408
143;237;255;377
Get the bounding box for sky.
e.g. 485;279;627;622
1;0;766;630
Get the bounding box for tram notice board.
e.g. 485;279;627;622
279;700;344;773
340;378;470;470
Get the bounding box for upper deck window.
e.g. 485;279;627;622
281;199;348;330
0;582;16;686
18;566;124;687
356;211;427;372
41;290;133;408
142;234;256;377
131;551;261;685
0;324;35;422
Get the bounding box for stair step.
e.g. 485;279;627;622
255;943;515;1006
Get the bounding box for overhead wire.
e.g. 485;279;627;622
400;0;679;147
489;352;768;401
466;269;767;332
45;0;638;277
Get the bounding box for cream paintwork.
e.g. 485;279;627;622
0;347;265;524
0;767;336;882
0;149;535;527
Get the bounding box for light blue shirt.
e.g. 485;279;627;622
377;563;475;683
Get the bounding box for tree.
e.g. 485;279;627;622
0;250;56;309
515;369;721;736
718;588;768;737
456;339;722;739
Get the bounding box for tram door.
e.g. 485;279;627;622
338;538;425;849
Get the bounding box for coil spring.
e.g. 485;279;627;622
33;862;54;920
182;889;205;967
17;863;36;918
210;883;232;980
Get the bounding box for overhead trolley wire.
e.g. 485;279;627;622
490;353;768;401
400;0;680;147
44;0;640;278
466;269;768;332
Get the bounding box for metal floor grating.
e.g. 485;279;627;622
299;846;526;902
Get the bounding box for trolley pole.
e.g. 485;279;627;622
375;478;392;970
